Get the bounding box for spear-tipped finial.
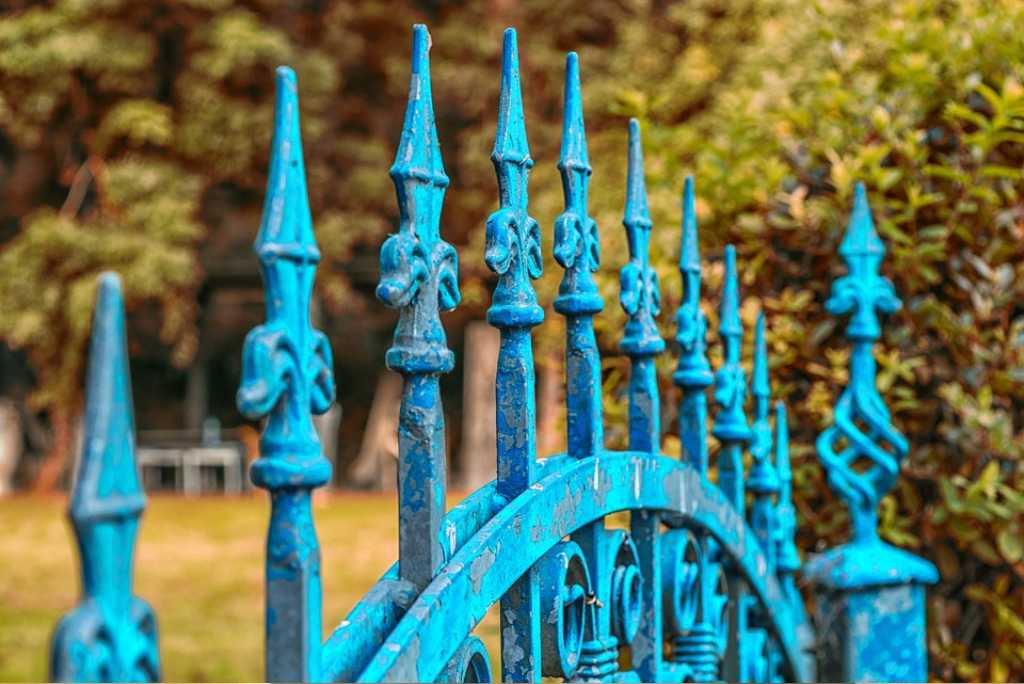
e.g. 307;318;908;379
749;310;779;492
378;23;460;374
839;182;885;258
485;27;543;329
553;50;601;316
52;272;161;683
255;67;319;268
619;118;663;357
774;401;801;578
72;273;145;524
493;28;530;168
712;244;751;506
826;182;900;342
559;52;590;175
680;176;701;275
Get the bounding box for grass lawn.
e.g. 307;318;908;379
0;492;500;682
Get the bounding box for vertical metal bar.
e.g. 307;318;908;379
485;28;544;682
376;24;460;593
618;119;665;681
238;66;335;683
749;311;779;574
671;178;722;682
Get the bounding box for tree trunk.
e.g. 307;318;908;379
32;406;75;493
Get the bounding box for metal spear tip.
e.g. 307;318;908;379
774;400;791;482
623;118;651;232
492;27;530;166
255;64;319;262
680;175;701;274
839;181;885;258
72;271;145;523
558;51;590;174
719;244;742;339
753;310;770;399
391;23;448;190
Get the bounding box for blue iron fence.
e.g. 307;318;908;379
50;23;937;684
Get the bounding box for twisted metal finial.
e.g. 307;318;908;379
748;311;780;572
377;24;460;593
619;118;664;453
673;177;714;476
712;245;751;511
554;51;603;459
237;65;335;682
51;273;160;683
816;183;908;543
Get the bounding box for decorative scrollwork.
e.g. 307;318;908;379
443;636;492;683
538;541;591;679
609;532;644;646
816;183;908;543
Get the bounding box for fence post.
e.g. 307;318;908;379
237;66;336;682
806;183;937;682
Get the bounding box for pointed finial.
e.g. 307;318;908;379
826;183;900;341
485;27;543;328
719;245;742;342
558;52;590;174
839;182;885;258
712;244;751;446
623;119;651;232
255;66;319;266
378;23;460;374
493;28;530;167
748;310;779;494
680;176;701;274
619;118;663;357
553;50;601;316
752;311;770;403
774;401;801;576
72;272;144;524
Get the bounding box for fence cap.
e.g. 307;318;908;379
804;539;938;590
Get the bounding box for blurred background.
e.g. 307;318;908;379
0;0;1022;681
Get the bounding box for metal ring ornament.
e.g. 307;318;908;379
538;540;591;679
609;530;643;645
442;635;492;683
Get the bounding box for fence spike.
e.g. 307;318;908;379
376;24;459;594
619;118;664;453
673;177;714;477
238;65;336;682
486;28;545;681
773;400;800;600
712;245;750;512
51;273;160;683
748;311;779;572
553;50;603;459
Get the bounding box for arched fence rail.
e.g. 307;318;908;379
49;23;937;684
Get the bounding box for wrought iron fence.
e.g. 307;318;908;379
49;24;936;684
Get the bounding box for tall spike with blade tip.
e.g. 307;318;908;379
749;311;779;571
485;27;545;681
774;400;800;601
238;65;336;682
712;245;751;512
51;273;160;683
674;177;714;476
377;24;460;595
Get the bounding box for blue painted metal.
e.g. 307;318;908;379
237;65;336;682
376;23;460;595
49;25;939;684
806;183;937;683
485;27;543;682
618;118;664;682
51;273;160;683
